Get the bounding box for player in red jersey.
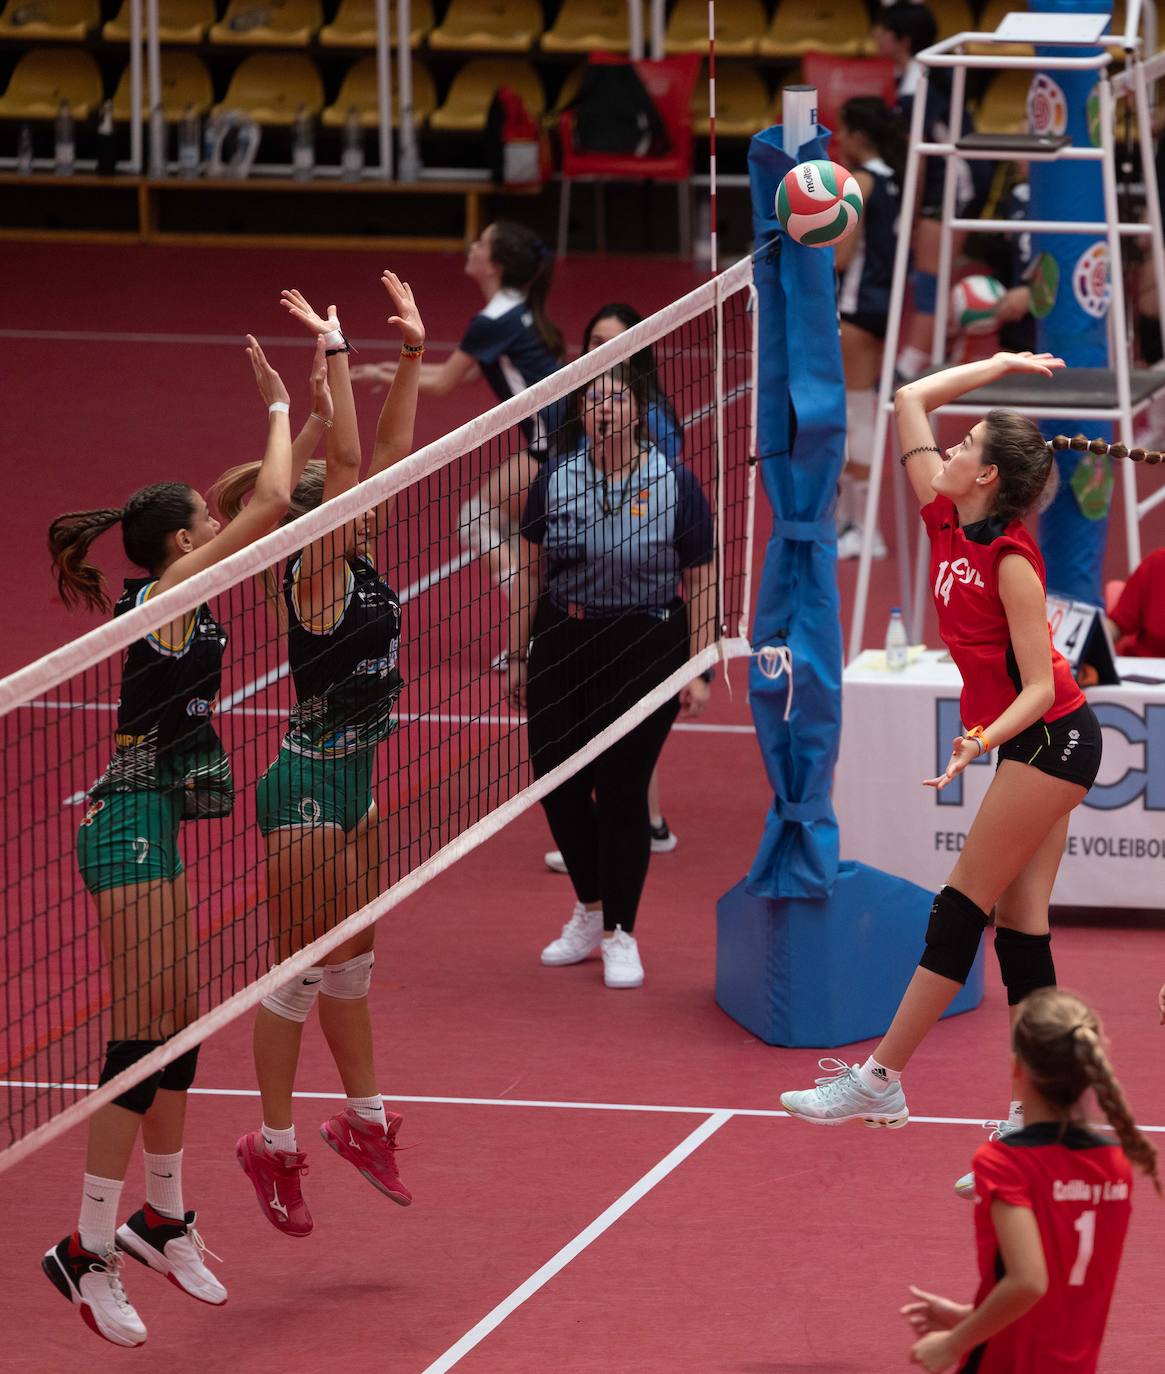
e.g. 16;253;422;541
781;354;1103;1163
901;987;1160;1372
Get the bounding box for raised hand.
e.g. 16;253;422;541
381;269;425;347
994;351;1066;378
280;288;340;338
308;334;333;423
246;334;291;408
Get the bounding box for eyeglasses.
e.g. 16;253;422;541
582;385;631;404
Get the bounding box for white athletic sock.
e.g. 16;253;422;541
143;1149;184;1219
348;1095;388;1131
896;345;928;381
845;389;878;470
79;1173;125;1254
1007;1100;1024;1129
262;1122;298;1155
858;1057;902;1094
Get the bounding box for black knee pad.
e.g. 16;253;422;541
995;927;1056;1006
918;885;989;985
99;1039;164;1115
158;1045;200;1093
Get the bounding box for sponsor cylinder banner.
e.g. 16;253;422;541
1028;0;1114;605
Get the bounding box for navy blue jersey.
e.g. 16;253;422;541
898;60;980;211
283;551;403;757
838;157;901;320
520;442;713;616
460;288;563;454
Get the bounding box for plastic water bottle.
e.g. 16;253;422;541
340;107;363;182
885;606;909;672
179;104;201;178
16;123;34;174
54;99;75;175
291;105;314;181
96;98;116;175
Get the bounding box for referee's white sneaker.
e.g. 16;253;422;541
780;1059;909;1128
540;903;602;965
602;926;645;989
955;1118;1022;1199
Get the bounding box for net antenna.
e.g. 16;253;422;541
707;0;718;273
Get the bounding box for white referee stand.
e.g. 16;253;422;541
848;5;1165;660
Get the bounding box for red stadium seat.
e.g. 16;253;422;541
800;52;896;139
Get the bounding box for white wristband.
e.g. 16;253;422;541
268;401;290;414
324;327;344;348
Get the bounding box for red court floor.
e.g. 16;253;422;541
2;243;1163;1371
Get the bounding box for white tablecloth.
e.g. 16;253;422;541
835;650;1165;908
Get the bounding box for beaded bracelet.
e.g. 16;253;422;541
309;411;333;429
900;444;942;466
400;342;425;360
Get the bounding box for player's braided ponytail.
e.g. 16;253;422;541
1013;988;1161;1196
1047;434;1165;465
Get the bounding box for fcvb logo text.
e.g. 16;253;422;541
934;700;1165;811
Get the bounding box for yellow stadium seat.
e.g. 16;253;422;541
209;0;321;47
111;51;213;120
0;46;101;119
541;0;641;54
429;57;543;132
103;0;214;42
666;0;764;57
966;0;1034;56
321;55;436;127
429;0;543;52
318;0;432;48
928;0;974;40
0;0;99;41
759;0;870;57
974;68;1032;134
691;61;769;137
212;52;324;124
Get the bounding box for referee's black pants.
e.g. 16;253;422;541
526;599;688;934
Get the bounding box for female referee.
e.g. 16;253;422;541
901;987;1158;1373
218;274;423;1238
508;362;715;988
43;337;310;1346
781;353;1103;1174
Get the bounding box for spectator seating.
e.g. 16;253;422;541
103;0;214;43
111;50;213;119
429;55;543;132
927;0;975;40
318;0;432;46
966;0;1034;54
541;0;639;54
211;51;324;122
974;68;1031;133
0;0;99;41
800;51;896;136
666;0;764;57
429;0;543;53
208;0;322;47
691;60;769;137
0;45;101;118
759;0;871;57
321;53;436;127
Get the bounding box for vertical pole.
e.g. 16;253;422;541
629;0;644;60
708;0;717;273
374;0;393;181
650;0;665;59
397;0;418;181
739;280;761;643
129;0;142;173
146;0;163;175
849;70;931;662
714;272;728;642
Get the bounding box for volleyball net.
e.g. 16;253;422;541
0;255;757;1172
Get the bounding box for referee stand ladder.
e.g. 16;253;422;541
848;4;1165;661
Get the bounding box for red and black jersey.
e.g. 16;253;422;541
921;495;1083;731
960;1122;1133;1374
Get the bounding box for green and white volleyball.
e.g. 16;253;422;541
950;275;1006;334
775;160;863;248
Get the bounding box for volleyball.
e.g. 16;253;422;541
950;275;1006;334
775;160;863;248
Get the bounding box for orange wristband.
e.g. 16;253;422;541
966;726;991;755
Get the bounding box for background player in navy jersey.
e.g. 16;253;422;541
781;354;1103;1180
43;336;312;1346
832;95;906;561
354;221;565;654
216;272;423;1238
901;987;1159;1372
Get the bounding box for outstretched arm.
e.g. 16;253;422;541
368;270;425;484
352;348;480;396
895;351;1065;507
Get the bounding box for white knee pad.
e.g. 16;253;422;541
459;492;504;557
261;966;324;1023
320;951;375;1001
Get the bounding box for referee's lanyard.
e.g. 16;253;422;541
593;451;645;517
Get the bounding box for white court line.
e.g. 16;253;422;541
4;1081;1163;1133
419;1111;734;1373
219;550;473;710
